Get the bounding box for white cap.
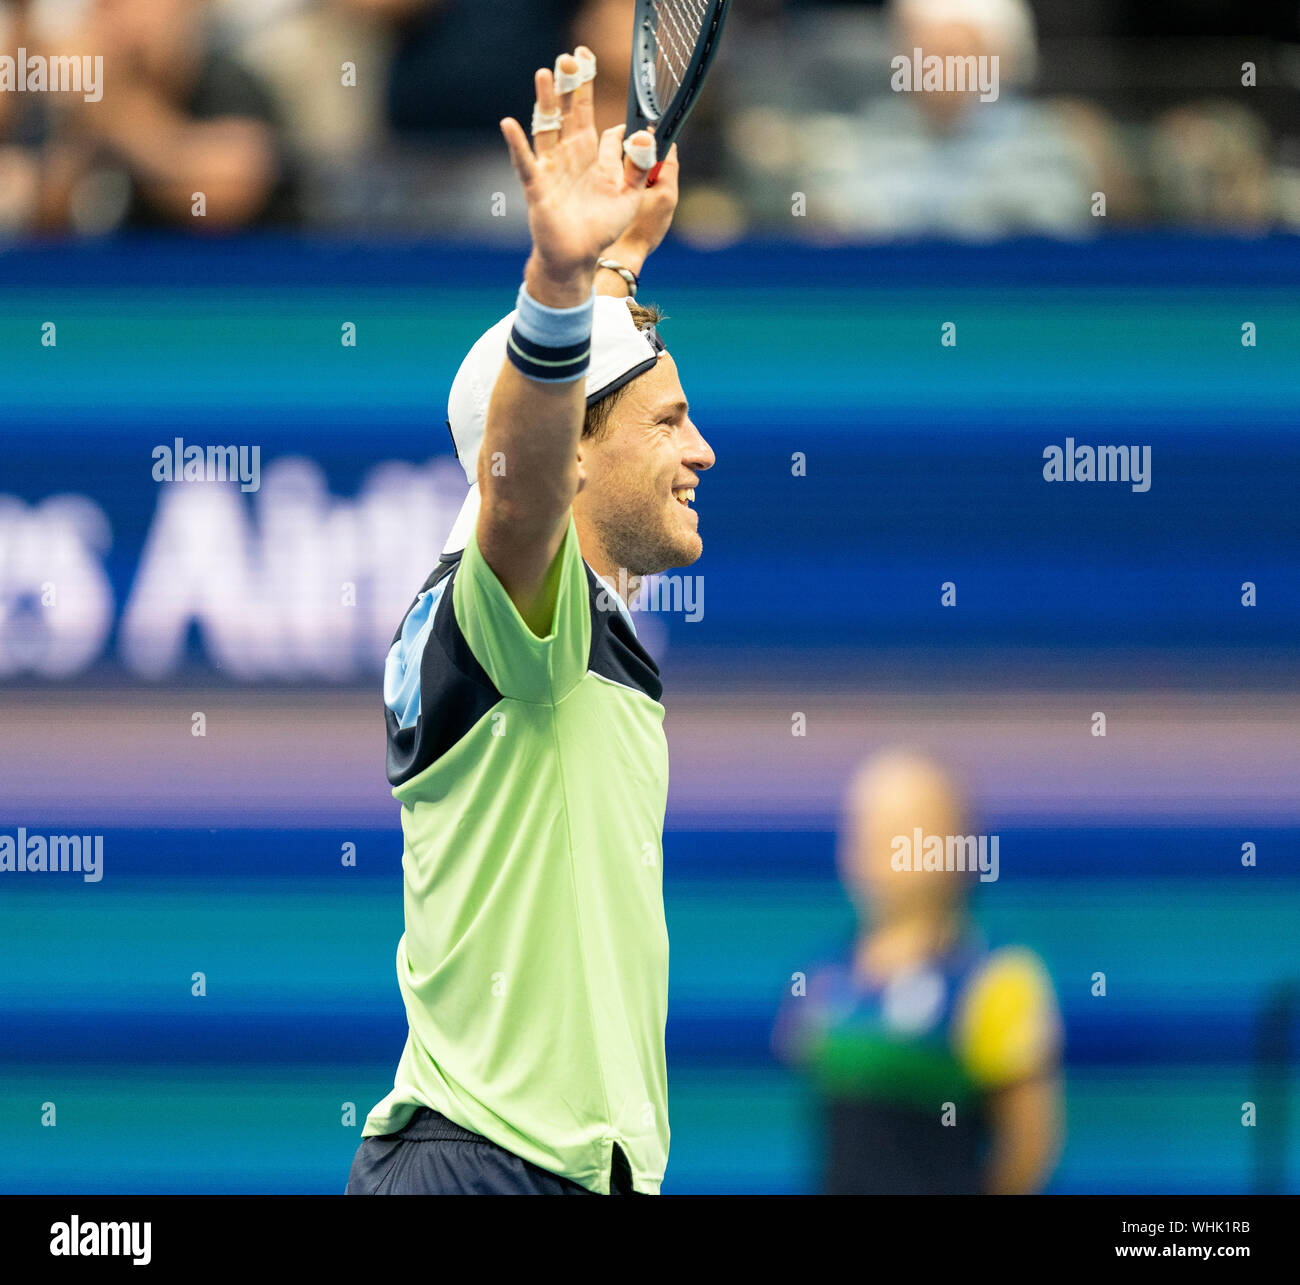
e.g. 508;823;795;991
440;293;665;556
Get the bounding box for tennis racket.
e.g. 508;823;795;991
625;0;733;186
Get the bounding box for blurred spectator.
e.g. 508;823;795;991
779;0;1098;239
773;749;1064;1194
358;0;580;143
228;0;585;236
0;2;42;233
29;0;290;234
1050;96;1147;224
1149;100;1277;232
3;0;1295;240
216;0;392;167
570;0;631;137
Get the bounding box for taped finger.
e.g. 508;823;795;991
554;53;583;96
531;102;562;135
623;130;657;171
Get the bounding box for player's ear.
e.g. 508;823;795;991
575;451;587;495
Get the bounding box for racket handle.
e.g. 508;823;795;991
646;160;665;188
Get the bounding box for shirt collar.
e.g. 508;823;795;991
589;567;638;637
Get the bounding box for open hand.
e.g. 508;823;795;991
499;48;657;283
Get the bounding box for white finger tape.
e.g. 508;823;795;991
531;103;562;135
576;49;597;84
623;132;657;171
553;55;583;95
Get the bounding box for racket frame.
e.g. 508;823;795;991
625;0;733;179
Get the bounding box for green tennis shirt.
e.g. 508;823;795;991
362;514;671;1195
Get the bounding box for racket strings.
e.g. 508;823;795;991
652;0;710;106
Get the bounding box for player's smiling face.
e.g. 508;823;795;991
576;352;715;577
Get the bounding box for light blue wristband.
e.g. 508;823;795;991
507;283;595;383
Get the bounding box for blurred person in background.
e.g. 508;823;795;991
841;0;1095;237
214;0;391;172
33;0;289;234
258;0;582;233
774;748;1064;1194
0;1;42;233
569;0;631;137
361;0;580;142
1149;99;1277;232
756;0;1099;240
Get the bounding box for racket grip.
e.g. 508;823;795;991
646;160;665;188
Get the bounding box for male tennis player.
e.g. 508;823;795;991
345;47;713;1196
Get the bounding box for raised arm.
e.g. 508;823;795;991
484;50;657;635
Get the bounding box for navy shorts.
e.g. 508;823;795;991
345;1107;638;1195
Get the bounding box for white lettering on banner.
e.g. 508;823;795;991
0;495;114;676
1;456;467;680
121;456;466;678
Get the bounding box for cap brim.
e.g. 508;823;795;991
440;483;481;557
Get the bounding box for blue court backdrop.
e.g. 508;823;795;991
0;234;1297;1192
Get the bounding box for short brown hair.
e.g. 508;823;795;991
582;300;667;442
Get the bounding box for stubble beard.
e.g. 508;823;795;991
596;501;701;582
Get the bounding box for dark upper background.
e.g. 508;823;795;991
1;0;1298;242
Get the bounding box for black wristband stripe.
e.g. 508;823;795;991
506;326;591;383
508;329;591;364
